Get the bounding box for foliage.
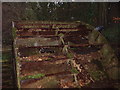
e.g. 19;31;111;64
20;73;45;80
28;2;98;23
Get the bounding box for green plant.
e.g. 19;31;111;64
20;73;45;80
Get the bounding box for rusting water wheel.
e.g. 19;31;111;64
12;21;118;88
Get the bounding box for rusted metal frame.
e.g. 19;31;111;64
16;28;79;32
12;21;21;88
20;58;68;63
17;35;60;38
16;23;79;26
13;20;78;24
13;41;21;89
16;31;80;37
16;34;86;39
13;21;97;88
19;44;103;49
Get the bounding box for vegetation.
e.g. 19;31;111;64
20;73;45;80
88;70;105;81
